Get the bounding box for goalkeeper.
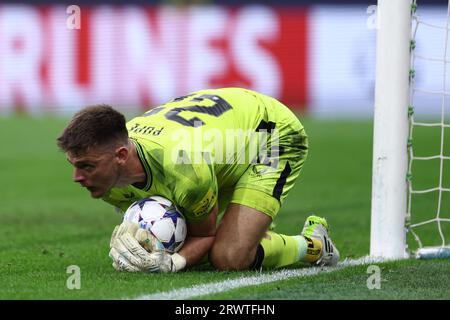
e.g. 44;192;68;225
57;87;339;273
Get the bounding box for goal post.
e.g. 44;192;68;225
371;0;450;260
370;0;413;259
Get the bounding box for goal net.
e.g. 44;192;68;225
371;0;450;259
407;0;450;259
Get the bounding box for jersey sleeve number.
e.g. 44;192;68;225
144;94;232;127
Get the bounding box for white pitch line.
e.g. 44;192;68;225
132;255;389;300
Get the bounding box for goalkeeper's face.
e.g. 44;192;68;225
66;147;122;199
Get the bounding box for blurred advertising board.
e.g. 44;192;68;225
0;4;447;116
0;5;307;114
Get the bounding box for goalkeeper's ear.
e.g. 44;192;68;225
115;145;129;166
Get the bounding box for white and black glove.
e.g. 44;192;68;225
108;221;186;273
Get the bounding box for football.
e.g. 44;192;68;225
123;196;187;253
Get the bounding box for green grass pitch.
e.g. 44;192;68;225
1;114;449;300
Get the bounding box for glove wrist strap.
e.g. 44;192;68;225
171;253;187;272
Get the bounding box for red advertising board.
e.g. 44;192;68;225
0;5;309;114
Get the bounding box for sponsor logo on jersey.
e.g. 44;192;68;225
129;123;164;136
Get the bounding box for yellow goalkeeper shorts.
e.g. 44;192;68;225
228;100;308;220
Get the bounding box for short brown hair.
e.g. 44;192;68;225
57;104;128;155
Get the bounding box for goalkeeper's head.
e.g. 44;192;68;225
57;105;136;199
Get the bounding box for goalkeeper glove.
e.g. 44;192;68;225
109;221;186;273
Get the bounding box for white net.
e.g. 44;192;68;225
407;0;450;256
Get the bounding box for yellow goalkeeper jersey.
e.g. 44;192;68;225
102;88;304;223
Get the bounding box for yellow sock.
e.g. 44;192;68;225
259;232;323;268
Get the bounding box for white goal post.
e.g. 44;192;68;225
371;0;450;259
371;0;412;259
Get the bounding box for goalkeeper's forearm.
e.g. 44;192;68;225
177;204;218;268
177;235;215;268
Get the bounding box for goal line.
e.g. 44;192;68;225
131;256;387;300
